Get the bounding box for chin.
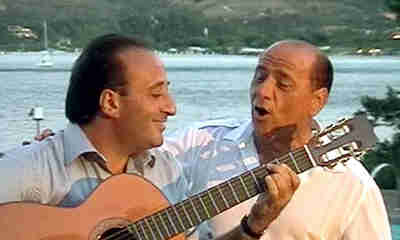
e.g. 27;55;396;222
152;136;164;147
253;122;273;137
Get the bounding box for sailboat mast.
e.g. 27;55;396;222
43;20;48;50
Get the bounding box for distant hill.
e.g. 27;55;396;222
175;0;386;20
0;0;399;53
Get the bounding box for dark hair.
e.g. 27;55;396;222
65;34;150;125
311;52;333;94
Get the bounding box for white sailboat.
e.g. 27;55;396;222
37;20;53;67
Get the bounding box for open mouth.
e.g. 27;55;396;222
254;106;269;116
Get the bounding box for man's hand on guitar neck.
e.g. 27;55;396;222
247;164;300;234
216;164;300;240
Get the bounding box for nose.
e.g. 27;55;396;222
163;92;177;116
253;77;274;101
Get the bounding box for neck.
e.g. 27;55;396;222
80;120;141;174
253;124;313;164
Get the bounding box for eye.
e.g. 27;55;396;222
254;69;267;83
275;72;291;89
277;79;293;91
277;81;288;88
151;85;168;98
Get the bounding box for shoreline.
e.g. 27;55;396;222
1;47;400;58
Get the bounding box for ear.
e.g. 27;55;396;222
99;89;121;118
310;88;328;117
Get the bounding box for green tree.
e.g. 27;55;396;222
386;0;400;14
359;86;400;189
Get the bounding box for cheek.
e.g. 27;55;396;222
276;93;303;115
287;95;313;115
249;83;262;103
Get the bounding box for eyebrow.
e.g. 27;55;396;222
256;64;294;84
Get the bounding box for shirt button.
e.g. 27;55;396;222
238;142;246;149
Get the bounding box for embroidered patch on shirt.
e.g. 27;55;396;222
216;164;236;172
243;156;258;166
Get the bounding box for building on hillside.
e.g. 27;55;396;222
8;25;38;39
390;32;400;40
185;46;207;54
238;47;264;55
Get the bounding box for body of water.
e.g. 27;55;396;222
1;53;399;151
0;52;399;237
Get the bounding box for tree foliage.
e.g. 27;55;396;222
386;0;400;14
0;0;398;52
359;86;400;189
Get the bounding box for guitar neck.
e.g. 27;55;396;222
128;146;316;240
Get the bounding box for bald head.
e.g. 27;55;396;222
264;40;333;94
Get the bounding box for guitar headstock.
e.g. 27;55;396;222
311;114;378;168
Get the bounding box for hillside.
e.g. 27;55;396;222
0;0;399;53
175;0;385;19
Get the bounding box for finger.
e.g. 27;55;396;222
269;170;296;199
42;129;55;136
264;175;279;202
34;135;43;141
34;129;54;141
267;163;292;175
281;164;300;190
267;164;291;189
266;163;280;173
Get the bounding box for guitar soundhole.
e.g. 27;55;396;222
99;227;133;240
90;217;132;240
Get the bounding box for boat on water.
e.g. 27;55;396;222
37;20;53;68
37;53;53;67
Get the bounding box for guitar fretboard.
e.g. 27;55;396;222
112;146;316;240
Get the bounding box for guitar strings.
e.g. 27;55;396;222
103;149;311;240
103;148;312;240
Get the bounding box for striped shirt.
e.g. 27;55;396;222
0;123;188;208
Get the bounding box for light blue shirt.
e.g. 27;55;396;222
0;123;188;207
163;118;257;197
162;118;256;240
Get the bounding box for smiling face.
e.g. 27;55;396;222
115;48;176;152
250;42;326;142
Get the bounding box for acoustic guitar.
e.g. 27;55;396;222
0;114;377;240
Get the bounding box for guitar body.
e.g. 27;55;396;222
0;174;185;240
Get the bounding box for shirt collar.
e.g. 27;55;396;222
222;119;345;173
63;123;106;166
132;150;156;168
62;123;156;170
223;119;254;143
224;118;321;143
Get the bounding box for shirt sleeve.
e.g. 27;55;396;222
163;126;218;240
342;182;392;239
164;125;214;196
0;146;43;203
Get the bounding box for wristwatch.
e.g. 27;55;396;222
240;215;263;239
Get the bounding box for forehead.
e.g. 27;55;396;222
258;44;316;75
117;48;166;86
